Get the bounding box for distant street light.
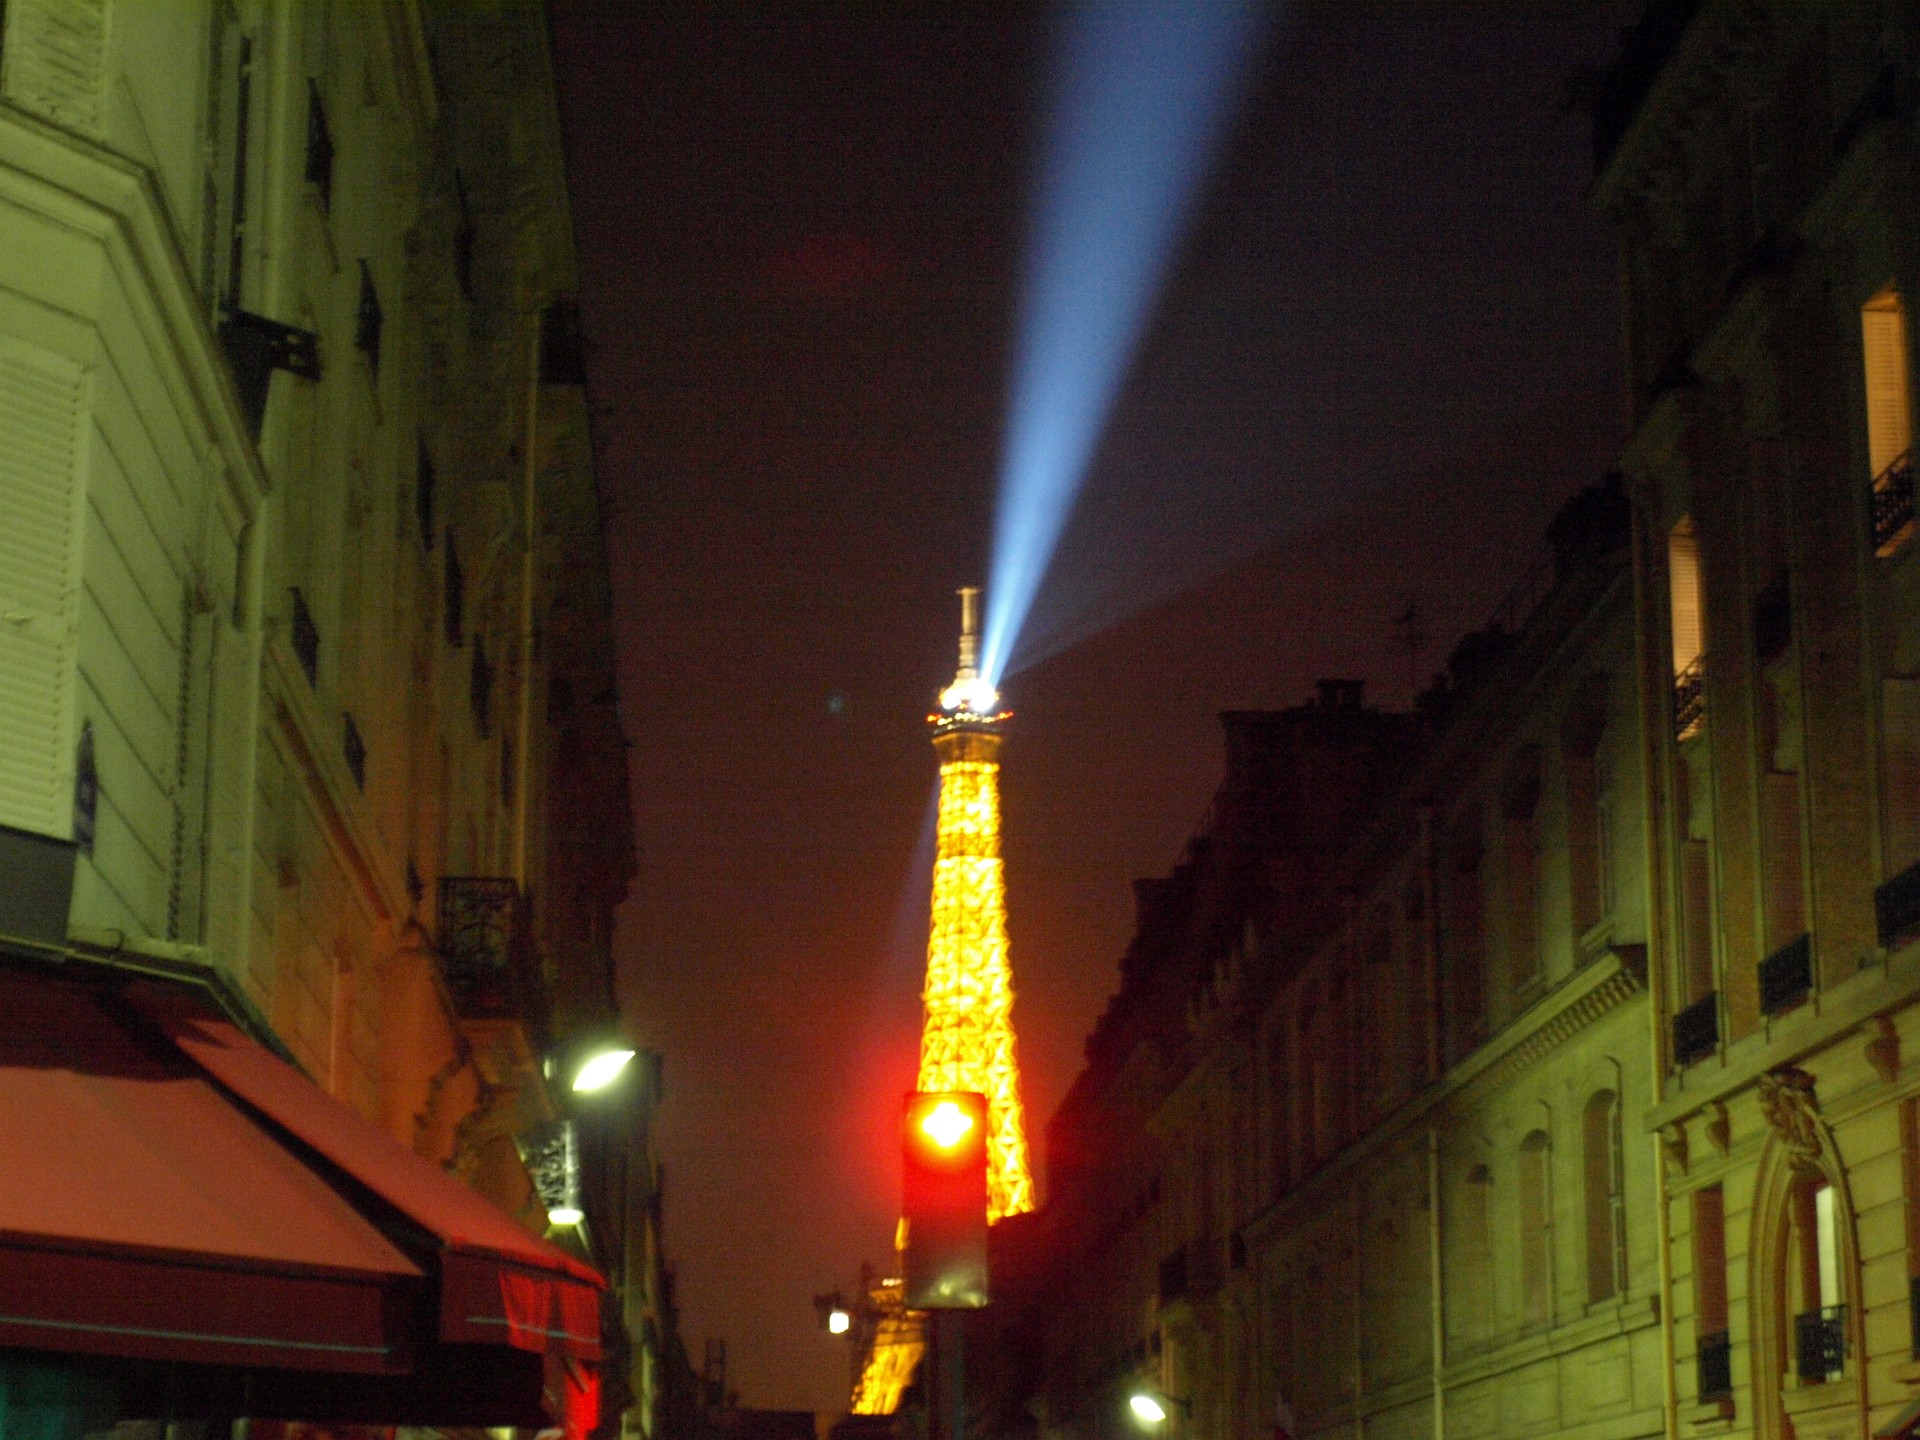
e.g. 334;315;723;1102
827;1307;851;1335
548;1204;585;1226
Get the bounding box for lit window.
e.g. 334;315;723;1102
1863;287;1911;480
1669;519;1705;740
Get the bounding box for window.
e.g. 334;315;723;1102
204;22;254;316
1457;1162;1494;1340
1446;810;1487;1056
1865;288;1914;555
1519;1130;1553;1326
1670;518;1706;740
1267;1026;1292;1197
444;535;464;647
1864;287;1911;480
306;80;334;210
1562;677;1610;940
356;261;383;375
342;712;366;790
416;439;436;551
289;586;319;686
1583;1090;1627;1303
1693;1186;1731;1399
1789;1178;1845;1383
1679;763;1715;1006
1503;748;1543;992
470;635;492;738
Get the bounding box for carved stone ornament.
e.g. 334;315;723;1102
1661;1121;1688;1174
1757;1066;1822;1166
1706;1100;1731;1156
1867;1015;1901;1085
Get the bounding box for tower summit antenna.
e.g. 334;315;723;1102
938;587;1001;718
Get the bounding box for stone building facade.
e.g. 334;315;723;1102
0;1;664;1435
988;8;1920;1440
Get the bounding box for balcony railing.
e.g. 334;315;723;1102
1874;450;1915;557
1673;992;1719;1066
1795;1304;1846;1384
1697;1328;1732;1400
1878;859;1920;949
438;876;522;1013
1759;933;1812;1016
1673;656;1705;742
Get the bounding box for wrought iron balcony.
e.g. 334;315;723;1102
1878;859;1920;949
1795;1304;1845;1384
1673;656;1705;742
1697;1328;1732;1400
1873;450;1915;557
1673;992;1719;1067
1758;933;1811;1016
438;876;526;1015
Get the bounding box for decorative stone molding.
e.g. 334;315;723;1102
1660;1121;1688;1174
1706;1100;1731;1156
1757;1066;1822;1166
1867;1015;1900;1084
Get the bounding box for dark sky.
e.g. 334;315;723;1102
552;0;1636;1411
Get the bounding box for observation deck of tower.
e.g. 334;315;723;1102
920;587;1034;1222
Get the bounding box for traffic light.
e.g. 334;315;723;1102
902;1091;990;1309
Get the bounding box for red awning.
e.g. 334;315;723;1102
133;982;605;1362
0;966;422;1371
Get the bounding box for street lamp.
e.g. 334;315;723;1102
570;1044;636;1093
1127;1391;1189;1430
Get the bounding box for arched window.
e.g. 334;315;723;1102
1462;1162;1494;1339
1519;1129;1553;1326
1787;1176;1844;1383
1583;1090;1627;1302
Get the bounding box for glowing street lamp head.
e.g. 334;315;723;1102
1129;1394;1169;1427
919;1098;976;1150
571;1046;636;1093
547;1204;585;1227
827;1307;852;1335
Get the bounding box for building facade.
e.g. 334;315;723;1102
0;1;663;1435
990;7;1920;1440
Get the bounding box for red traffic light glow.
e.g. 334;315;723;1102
920;1099;975;1149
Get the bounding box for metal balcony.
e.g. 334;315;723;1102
1878;859;1920;948
1673;656;1705;742
1795;1304;1845;1384
437;876;523;1013
1758;933;1811;1016
1873;450;1915;558
1696;1328;1731;1400
1673;992;1719;1066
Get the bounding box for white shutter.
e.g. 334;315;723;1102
1863;295;1912;478
1;0;107;137
0;337;87;839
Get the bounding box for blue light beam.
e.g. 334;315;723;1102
979;0;1272;688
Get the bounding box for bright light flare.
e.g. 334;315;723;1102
1129;1394;1169;1426
827;1308;852;1336
938;675;1001;714
980;0;1271;687
547;1205;585;1226
571;1046;636;1093
919;1099;976;1149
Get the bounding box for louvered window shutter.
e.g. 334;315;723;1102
0;340;87;838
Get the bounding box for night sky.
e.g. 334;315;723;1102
552;0;1637;1411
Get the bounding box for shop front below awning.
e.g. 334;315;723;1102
0;958;603;1432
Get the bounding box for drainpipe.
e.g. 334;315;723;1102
1428;1125;1444;1440
512;310;540;890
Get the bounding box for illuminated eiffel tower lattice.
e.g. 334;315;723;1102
918;586;1033;1222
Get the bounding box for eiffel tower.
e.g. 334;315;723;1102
918;587;1033;1222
